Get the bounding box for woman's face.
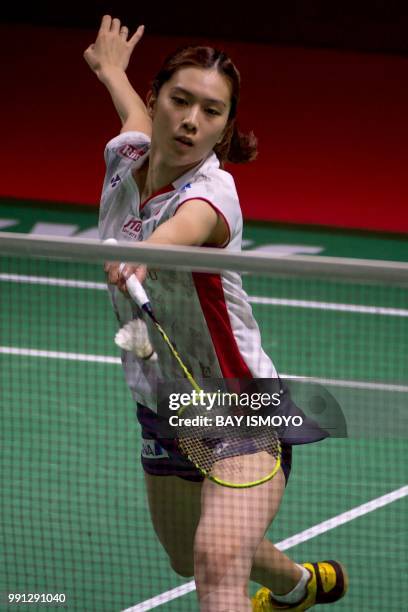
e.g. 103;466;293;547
149;66;231;166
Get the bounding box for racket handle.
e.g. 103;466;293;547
126;274;150;309
103;239;151;310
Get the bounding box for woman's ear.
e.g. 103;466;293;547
146;90;156;118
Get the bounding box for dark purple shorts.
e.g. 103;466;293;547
136;403;293;485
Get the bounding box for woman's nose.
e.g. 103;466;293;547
182;106;199;132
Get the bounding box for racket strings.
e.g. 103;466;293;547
178;423;281;478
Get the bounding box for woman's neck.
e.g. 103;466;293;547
139;145;203;202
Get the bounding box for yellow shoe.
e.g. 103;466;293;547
252;561;348;610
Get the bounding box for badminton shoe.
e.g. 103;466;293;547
252;561;348;610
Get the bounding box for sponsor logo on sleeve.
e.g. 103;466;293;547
119;143;149;161
110;174;122;188
121;215;143;240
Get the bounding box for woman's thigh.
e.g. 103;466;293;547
144;472;203;576
194;453;286;591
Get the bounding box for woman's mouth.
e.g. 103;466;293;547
175;136;194;147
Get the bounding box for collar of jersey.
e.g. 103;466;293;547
136;150;220;211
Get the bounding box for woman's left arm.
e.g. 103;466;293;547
107;200;228;293
147;200;228;247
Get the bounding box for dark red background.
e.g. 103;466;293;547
2;23;408;232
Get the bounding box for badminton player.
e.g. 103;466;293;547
84;15;348;611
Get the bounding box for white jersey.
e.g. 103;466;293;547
99;131;277;410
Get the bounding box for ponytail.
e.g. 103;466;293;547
214;121;258;165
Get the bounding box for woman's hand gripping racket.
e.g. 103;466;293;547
106;241;281;488
104;239;156;360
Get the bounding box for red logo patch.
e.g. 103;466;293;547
121;216;143;240
119;143;149;161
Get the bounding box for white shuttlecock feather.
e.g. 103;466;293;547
115;319;157;360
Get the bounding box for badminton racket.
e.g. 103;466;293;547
104;239;281;487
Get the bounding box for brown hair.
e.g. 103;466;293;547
151;46;257;164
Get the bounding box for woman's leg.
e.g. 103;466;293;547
145;470;302;586
194;452;301;612
251;540;303;594
144;472;202;577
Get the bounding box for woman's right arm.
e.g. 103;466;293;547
83;15;152;136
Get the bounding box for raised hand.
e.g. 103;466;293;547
84;15;144;81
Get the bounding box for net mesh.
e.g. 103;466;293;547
1;235;407;611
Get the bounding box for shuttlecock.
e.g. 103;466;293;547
115;319;157;360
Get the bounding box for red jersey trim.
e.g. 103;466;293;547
175;197;231;248
192;272;253;379
140;184;174;211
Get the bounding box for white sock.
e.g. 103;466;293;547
271;565;310;604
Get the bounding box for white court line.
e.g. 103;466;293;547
1;273;407;317
0;273;106;290
122;485;408;612
249;295;408;317
280;373;408;393
0;346;120;364
1;347;407;393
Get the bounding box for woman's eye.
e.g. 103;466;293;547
206;108;221;116
172;96;187;105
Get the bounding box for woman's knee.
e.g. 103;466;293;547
194;536;250;608
194;530;246;581
169;555;195;578
144;473;201;577
155;529;195;577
